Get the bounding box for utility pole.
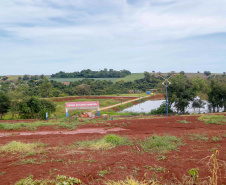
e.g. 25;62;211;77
166;76;168;117
158;74;174;118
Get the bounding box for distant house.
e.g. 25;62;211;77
61;82;70;86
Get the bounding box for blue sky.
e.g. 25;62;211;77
0;0;226;75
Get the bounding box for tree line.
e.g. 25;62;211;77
50;69;131;78
1;71;226;119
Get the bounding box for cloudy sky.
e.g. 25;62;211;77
0;0;226;75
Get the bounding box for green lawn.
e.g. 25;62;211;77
117;73;144;82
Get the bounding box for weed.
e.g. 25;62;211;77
144;165;166;173
156;155;167;161
133;166;140;176
212;136;222;142
0;171;6;175
119;165;127;170
178;120;190;124
209;148;218;152
198;115;226;125
75;134;133;150
15;175;82;185
98;169;111;177
139;134;182;153
189;133;209;141
105;176;157;185
0;141;47;154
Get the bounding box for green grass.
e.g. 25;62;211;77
54;98;121;118
75;134;133;150
198;115;226;125
212;136;222;142
105;176;149;185
5;75;20;81
177;120;190;124
0;141;47;154
189;133;209;141
118;73;144;82
144;164;166;173
0;117;102;131
15;175;82;185
0;120;58;131
139;134;182;153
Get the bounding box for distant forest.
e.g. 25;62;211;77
51;69;131;78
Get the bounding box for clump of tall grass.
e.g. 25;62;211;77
0;141;47;154
139;134;182;153
198;115;226;125
105;176;152;185
15;175;82;185
75;134;132;150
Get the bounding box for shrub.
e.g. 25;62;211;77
139;134;182;153
149;102;173;115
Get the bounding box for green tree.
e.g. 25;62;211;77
144;71;152;82
0;92;10;119
74;84;90;95
192;98;205;113
8;87;23;119
168;74;194;113
38;78;53;98
204;71;211;76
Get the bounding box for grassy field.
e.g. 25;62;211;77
118;73;144;82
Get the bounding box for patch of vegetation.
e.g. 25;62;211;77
198;115;226;125
0;121;58;131
212;136;222;142
156;155;167;161
149;102;173;115
105;176;153;185
0;141;47;154
138;134;182;153
118;73;144;82
189;134;209;141
177;120;190;124
144;164;166;173
98;169;111;177
15;175;82;185
11;158;47;166
0;171;6;175
75;134;133;150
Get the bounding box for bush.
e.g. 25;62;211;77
149;102;173;115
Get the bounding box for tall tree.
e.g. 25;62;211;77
8;87;23;119
168;74;194;113
38;78;53;98
0;92;10;119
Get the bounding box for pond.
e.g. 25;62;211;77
120;99;224;114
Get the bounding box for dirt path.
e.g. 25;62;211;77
93;95;149;113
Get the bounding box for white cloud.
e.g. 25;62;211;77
0;0;226;74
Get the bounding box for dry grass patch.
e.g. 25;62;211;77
0;141;48;154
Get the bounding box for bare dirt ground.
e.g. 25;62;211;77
0;115;226;184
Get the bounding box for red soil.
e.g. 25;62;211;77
0;115;226;184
